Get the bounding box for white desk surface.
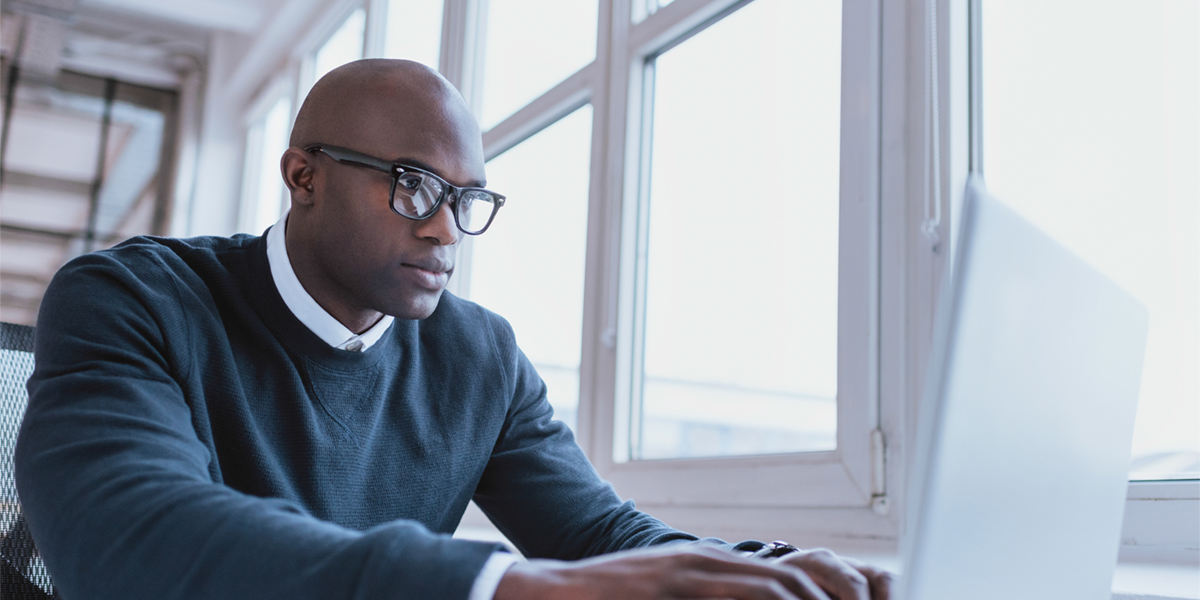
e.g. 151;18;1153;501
840;552;1199;600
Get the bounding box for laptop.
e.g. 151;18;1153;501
900;176;1149;600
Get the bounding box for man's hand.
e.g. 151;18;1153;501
776;548;895;600
493;545;892;600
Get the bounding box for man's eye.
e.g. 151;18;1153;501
399;176;422;191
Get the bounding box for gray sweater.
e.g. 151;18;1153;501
15;232;704;599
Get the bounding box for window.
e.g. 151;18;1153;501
978;0;1199;482
631;0;842;461
239;94;292;236
383;0;444;69
478;0;598;129
589;0;883;530
314;8;366;83
466;105;594;433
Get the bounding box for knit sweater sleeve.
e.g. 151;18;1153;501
471;312;709;561
14;249;505;600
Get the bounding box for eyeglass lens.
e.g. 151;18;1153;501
455;190;499;234
391;173;498;234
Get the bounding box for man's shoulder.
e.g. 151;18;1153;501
424;292;518;351
55;233;259;283
45;232;264;323
106;232;258;264
429;292;511;330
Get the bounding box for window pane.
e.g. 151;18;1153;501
250;97;291;236
384;0;443;69
982;0;1199;480
636;0;842;460
314;8;366;82
467;106;593;432
480;0;597;130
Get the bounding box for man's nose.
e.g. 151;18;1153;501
413;199;460;245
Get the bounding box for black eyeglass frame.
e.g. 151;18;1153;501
305;143;506;235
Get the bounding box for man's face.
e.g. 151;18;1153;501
301;96;487;321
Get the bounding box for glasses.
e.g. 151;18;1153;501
305;144;506;235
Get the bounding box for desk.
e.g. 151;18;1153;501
838;551;1200;600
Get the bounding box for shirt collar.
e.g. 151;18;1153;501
266;210;394;352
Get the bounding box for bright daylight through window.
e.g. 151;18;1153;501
467;106;594;433
981;0;1199;481
314;8;366;83
243;96;291;236
633;0;842;460
479;0;597;129
383;0;443;69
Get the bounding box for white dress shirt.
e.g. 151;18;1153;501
266;211;394;351
265;211;518;599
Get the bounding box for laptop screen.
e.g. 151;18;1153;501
901;176;1148;600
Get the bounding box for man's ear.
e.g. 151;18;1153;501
281;148;316;206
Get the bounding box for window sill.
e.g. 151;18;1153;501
1110;561;1200;600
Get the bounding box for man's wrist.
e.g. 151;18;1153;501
468;552;520;600
493;561;566;600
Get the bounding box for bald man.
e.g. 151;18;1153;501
16;60;891;600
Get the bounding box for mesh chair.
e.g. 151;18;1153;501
0;322;56;599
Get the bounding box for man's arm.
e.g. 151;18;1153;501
15;251;505;600
472;316;700;560
472;314;893;600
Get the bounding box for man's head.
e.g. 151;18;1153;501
281;59;485;328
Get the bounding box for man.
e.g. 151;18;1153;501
16;59;892;600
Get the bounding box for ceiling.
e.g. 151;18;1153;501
0;0;277;325
76;0;269;34
2;0;281;87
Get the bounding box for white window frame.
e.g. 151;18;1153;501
237;77;294;235
595;0;887;536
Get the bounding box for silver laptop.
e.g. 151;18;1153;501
901;176;1149;600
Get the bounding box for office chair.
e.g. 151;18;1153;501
0;322;56;599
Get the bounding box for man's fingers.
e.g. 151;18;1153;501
515;546;878;600
661;548;833;600
840;558;895;600
778;549;871;600
667;571;831;600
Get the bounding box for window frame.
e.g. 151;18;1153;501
237;77;294;235
596;0;885;511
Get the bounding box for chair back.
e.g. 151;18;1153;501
0;322;55;599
